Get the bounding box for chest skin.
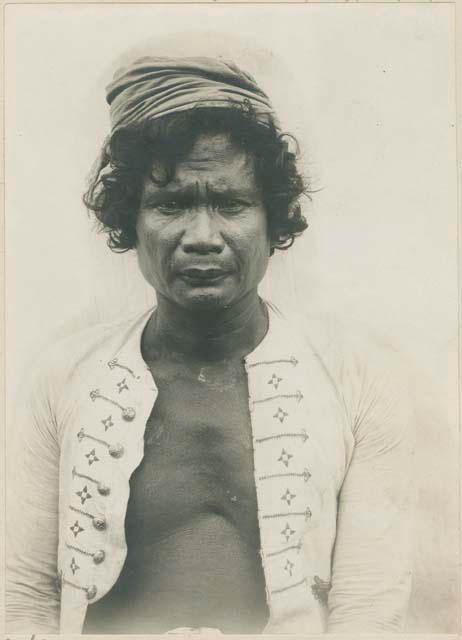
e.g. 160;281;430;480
83;356;269;634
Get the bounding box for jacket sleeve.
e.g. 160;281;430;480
327;342;416;632
6;361;61;633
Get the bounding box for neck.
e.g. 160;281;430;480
142;291;269;363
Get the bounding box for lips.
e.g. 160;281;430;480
179;267;229;284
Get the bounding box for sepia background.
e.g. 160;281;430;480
4;3;459;633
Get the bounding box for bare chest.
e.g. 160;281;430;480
125;357;259;543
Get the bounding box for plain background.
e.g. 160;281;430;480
4;3;459;632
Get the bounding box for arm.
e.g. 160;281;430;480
327;347;416;632
6;363;61;633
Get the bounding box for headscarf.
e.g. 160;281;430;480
106;55;276;132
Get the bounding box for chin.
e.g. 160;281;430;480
180;290;233;313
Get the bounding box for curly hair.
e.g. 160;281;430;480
83;104;309;254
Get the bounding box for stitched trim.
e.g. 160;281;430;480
78;429;110;448
90;389;124;410
77;431;123;460
62;575;88;593
255;430;309;443
108;358;140;379
258;469;311;482
271;578;307;595
69;505;95;520
89;390;136;421
263;507;312;521
247;357;298;368
61;573;96;599
73;467;110;496
73;467;100;485
66;542;94;557
253;391;303;405
266;540;303;557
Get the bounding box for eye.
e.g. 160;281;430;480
213;199;246;214
156;200;184;215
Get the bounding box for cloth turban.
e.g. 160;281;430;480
106;56;276;132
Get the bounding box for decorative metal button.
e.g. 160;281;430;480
97;482;111;496
93;550;105;565
86;585;97;600
109;443;124;458
93;516;107;531
122;407;136;421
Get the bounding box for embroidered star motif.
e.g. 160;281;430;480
284;559;295;576
273;407;288;423
117;378;129;393
70;557;80;575
267;373;283;390
281;522;296;542
278;448;293;468
70;521;84;537
281;488;296;505
85;449;99;465
76;486;92;505
101;415;114;431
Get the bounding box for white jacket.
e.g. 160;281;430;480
6;304;415;633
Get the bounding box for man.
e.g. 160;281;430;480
6;56;414;634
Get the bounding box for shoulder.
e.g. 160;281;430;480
279;308;414;440
280;308;405;375
25;306;153;403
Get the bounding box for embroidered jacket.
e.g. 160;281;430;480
6;305;415;634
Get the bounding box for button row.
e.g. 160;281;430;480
70;401;131;604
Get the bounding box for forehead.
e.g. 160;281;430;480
150;132;258;191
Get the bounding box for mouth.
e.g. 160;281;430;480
179;268;229;285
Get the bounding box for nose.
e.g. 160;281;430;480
181;207;225;254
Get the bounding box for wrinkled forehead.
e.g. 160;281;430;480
149;132;259;192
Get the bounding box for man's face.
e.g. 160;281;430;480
136;132;271;312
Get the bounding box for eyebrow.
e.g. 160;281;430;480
141;184;257;207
